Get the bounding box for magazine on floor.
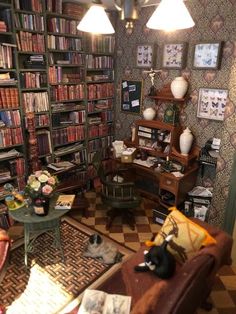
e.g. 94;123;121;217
78;289;131;314
54;194;75;210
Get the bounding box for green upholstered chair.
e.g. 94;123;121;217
92;152;142;230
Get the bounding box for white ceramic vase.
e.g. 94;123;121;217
143;107;156;120
171;76;188;99
179;127;194;156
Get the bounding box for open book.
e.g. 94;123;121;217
54;194;75;210
78;289;131;314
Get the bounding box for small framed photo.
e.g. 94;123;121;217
193;42;222;69
197;88;228;121
136;44;154;68
162;42;187;69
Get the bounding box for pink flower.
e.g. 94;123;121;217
35;170;42;178
47;177;55;185
42;184;53;195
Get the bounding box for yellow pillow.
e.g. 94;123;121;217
152;207;216;264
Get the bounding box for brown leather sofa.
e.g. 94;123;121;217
98;218;233;314
0;228;10;283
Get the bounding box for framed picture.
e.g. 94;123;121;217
162;42;187;69
197;88;228;121
121;80;143;114
136;44;154;68
193;42;222;69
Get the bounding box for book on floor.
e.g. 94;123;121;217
55;194;75;210
78;289;131;314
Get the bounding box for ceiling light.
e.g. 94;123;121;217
77;3;115;34
146;0;195;31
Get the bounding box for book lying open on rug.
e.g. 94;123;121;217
78;289;131;314
55;194;75;210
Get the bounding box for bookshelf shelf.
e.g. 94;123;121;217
50;98;85;104
20;87;48;91
14;9;43;15
0;143;24;150
15;28;44;34
48;49;84;53
53;139;85;148
0;31;13;36
47;32;82;38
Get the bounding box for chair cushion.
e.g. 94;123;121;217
151;207;216;263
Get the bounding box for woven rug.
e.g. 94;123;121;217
0;217;133;314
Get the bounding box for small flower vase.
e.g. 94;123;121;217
170;76;188;99
33;197;50;216
179;127;194;156
143;107;156;120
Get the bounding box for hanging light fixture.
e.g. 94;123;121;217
114;0;148;32
77;1;115;34
146;0;195;31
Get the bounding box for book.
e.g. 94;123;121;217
55;194;75;210
78;289;131;314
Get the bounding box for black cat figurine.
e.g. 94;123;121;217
134;234;176;279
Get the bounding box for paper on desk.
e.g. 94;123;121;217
172;172;184;178
188;186;212;197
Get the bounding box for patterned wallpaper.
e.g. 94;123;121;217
113;0;236;227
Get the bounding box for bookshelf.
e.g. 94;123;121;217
0;0;116;202
0;0;26;206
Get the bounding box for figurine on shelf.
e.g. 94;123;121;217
143;68;162;96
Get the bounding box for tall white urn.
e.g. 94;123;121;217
179;127;194;156
171;76;188;99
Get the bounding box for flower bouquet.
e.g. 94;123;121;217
25;170;58;216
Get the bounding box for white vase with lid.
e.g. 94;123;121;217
171;76;188;99
179;127;194;156
143;107;156;120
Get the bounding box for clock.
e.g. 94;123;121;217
164;105;179;125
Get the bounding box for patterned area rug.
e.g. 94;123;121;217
0;217;133;314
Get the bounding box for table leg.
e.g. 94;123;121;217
53;220;65;263
24;225;30;267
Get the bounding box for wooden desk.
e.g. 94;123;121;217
118;160;199;208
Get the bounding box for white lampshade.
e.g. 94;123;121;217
146;0;195;31
77;4;115;34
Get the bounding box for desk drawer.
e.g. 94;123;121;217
160;176;177;192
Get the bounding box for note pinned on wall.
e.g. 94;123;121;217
121;80;143;114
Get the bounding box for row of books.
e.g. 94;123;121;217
16;32;45;52
0;20;7;33
46;0;62;14
0;8;11;32
48;66;84;84
86;73;113;82
54;142;84;156
52;110;86;127
88;136;113;154
62;2;85;19
14;13;44;32
34;114;49;127
0;88;19;109
0;167;11;182
50;84;85;102
88;123;113;139
51;103;85;112
86;55;114;69
100;110;113;122
87;99;112;112
14;0;43;13
0;43;15;69
22;91;49;113
47;18;80;35
7;157;25;177
36;129;52;156
49;52;84;66
0;127;23;147
52;125;85;146
20;72;47;89
89;35;115;54
47;35;82;51
0;110;21;127
87;83;114;100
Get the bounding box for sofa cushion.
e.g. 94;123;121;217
152;207;216;263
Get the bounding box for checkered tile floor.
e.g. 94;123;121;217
69;191;236;314
7;191;236;314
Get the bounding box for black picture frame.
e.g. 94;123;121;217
121;80;143;114
136;44;155;68
162;42;187;69
193;41;222;70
